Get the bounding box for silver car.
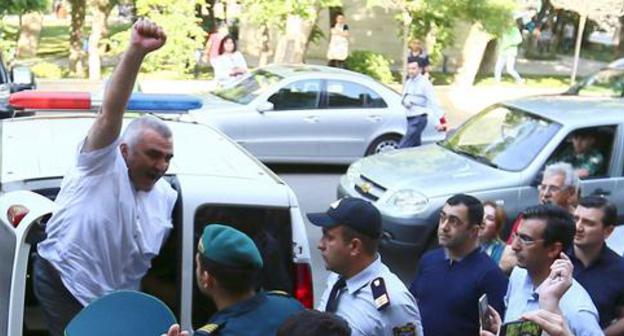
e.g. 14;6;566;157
338;95;624;280
187;64;445;164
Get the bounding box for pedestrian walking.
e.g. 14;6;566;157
327;13;349;68
398;57;444;149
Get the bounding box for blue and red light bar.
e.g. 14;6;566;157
9;91;203;112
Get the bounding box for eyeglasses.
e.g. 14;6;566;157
511;232;544;246
538;184;562;194
439;212;465;228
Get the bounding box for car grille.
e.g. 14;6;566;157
354;175;386;201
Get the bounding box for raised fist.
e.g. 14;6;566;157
130;19;167;54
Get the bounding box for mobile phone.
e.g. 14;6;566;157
499;320;542;336
478;294;491;331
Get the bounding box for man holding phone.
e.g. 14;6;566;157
570;196;624;335
504;204;602;335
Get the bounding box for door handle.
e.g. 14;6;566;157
367;115;382;122
304;116;320;123
592;188;611;196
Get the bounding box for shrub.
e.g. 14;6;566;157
31;62;62;79
345;50;395;84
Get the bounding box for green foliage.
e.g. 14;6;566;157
1;0;49;15
345;50;395;84
408;0;515;63
107;0;205;74
31;62;63;79
239;0;341;31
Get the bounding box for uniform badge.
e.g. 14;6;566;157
195;323;222;335
393;323;417;336
371;277;390;310
330;199;343;209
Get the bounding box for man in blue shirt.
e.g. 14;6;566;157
570;196;624;335
505;204;602;336
398;57;444;148
410;194;508;336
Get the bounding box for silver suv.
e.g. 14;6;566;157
338;95;624;280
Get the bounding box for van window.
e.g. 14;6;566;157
192;206;293;329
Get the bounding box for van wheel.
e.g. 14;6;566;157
365;134;402;156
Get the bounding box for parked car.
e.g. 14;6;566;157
338;95;624;281
0;92;313;335
0;53;36;117
565;58;624;98
187;64;446;164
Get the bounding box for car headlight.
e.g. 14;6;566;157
385;190;429;214
345;161;362;181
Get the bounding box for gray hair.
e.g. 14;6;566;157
544;162;580;193
121;115;172;147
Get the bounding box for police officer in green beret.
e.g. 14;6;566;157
164;224;303;336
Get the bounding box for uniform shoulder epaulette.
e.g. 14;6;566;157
370;277;390;311
195;322;222;335
267;290;291;297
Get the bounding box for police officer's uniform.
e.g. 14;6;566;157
193;224;304;336
317;256;423;336
195;291;302;336
308;198;424;336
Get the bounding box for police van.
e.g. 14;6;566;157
0;92;314;335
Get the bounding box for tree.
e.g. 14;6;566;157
550;0;624;83
69;0;87;77
133;0;205;74
239;0;340;65
2;0;49;59
88;0;119;79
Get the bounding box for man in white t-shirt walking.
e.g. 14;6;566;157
33;19;178;336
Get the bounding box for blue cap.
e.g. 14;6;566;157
198;224;263;269
307;198;382;239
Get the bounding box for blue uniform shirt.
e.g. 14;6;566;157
318;255;423;336
504;267;602;336
194;291;303;335
410;247;508;336
569;244;624;328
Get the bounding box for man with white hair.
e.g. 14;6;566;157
33;20;177;336
500;162;580;273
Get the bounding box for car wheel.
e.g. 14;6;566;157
365;134;402;156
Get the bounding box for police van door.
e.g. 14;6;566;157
0;191;56;336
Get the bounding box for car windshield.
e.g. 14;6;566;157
572;68;624;98
440;105;561;171
213;69;283;104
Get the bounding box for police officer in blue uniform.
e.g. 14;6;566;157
165;224;303;336
308;198;424;336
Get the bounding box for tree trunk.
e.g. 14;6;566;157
571;14;587;84
69;0;87;77
401;11;410;85
617;16;624;58
453;23;492;87
258;25;272;67
88;0;115;80
273;14;316;64
16;12;44;59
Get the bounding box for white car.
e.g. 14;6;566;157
0;93;314;335
188;64;446;164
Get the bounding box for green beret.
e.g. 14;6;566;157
198;224;263;269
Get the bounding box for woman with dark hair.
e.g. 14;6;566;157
326;13;349;68
212;35;248;86
480;201;507;265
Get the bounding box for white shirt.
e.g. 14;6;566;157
317;256;424;336
401;75;442;122
504;267;602;336
37;139;178;305
212;51;248;86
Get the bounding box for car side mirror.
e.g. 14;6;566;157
10;66;36;92
256;101;274;114
531;170;544;188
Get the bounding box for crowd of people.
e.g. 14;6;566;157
33;20;624;336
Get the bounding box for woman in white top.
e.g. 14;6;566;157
212;35;248;87
326;13;349;68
